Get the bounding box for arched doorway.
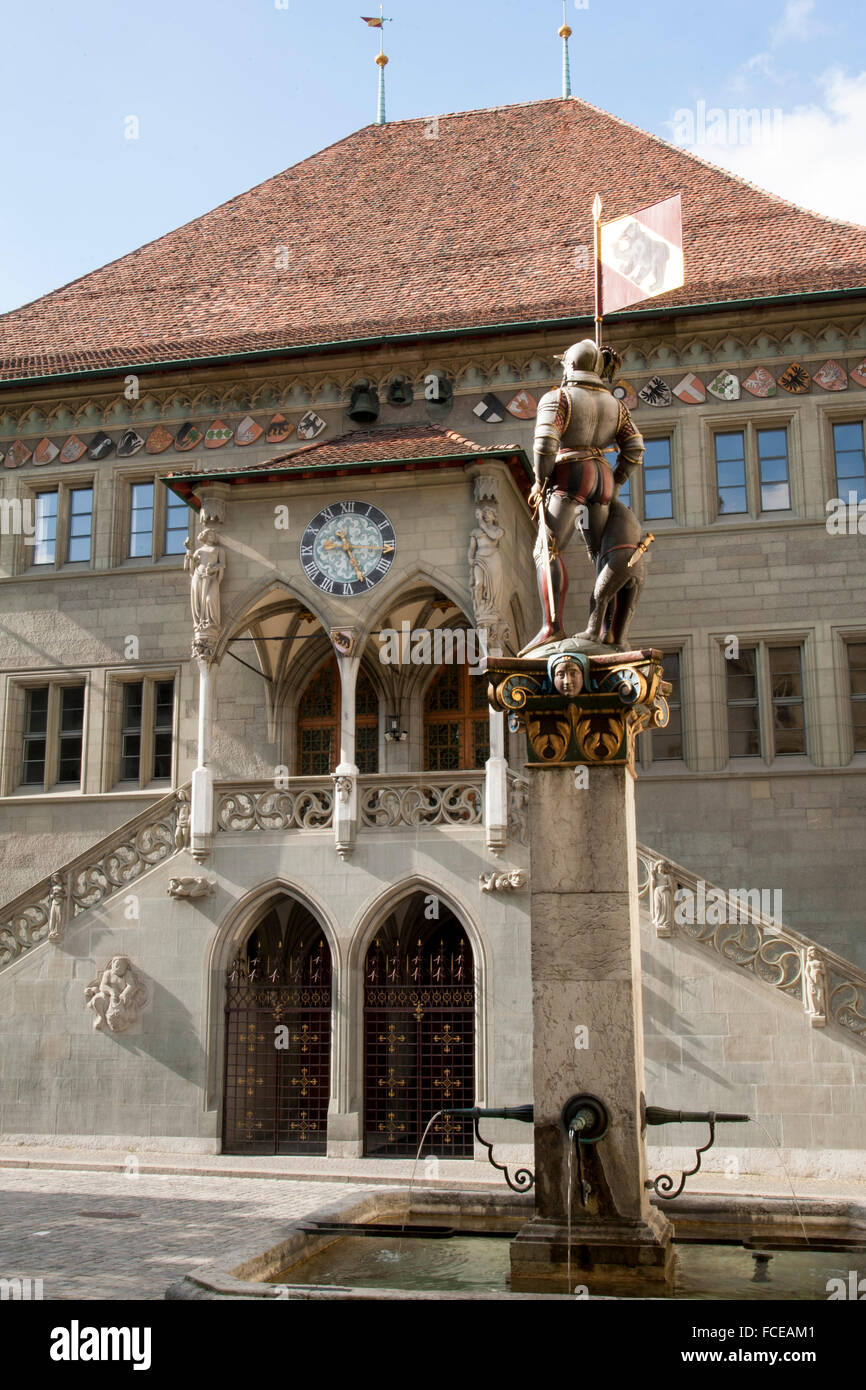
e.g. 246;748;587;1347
296;656;378;773
223;896;332;1155
363;893;475;1157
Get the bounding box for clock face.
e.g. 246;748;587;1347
300;501;396;596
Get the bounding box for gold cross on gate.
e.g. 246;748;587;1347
379;1112;406;1143
290;1110;318;1142
433;1113;462;1144
378;1067;405;1098
291;1067;317;1097
433;1069;460;1100
433;1024;461;1053
292;1024;318;1053
378;1023;406;1053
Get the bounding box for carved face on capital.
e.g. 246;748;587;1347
552;658;584;697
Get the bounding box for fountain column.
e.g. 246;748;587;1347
486;648;674;1289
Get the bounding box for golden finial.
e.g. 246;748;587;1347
559;23;572;37
376;51;388;66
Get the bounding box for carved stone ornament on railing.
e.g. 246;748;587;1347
635;845;866;1048
359;778;483;829
215;782;334;832
46;873;68;943
84;955;149;1033
332;774;354;804
0;786;188;971
486;648;669;767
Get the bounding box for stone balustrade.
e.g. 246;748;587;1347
635;844;866;1047
0;785;189;970
215;779;334;832
357;772;484;829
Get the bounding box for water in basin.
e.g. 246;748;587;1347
269;1232;860;1299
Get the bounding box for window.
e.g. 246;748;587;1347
67;488;94;562
757;429;790;511
296;658;378;775
19;682;85;789
833;422;866;502
714;426;791;518
34;492;58;565
847;643;866;753
424;664;489;770
31;484;94;566
651;651;682;761
117;677;176;784
620;436;672;520
725;644;806;760
129;484;155;558
642;439;673;520
127;479;190;560
715;433;748;515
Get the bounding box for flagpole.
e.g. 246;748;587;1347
592;193;603;347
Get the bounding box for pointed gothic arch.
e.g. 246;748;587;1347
220;884;336;1155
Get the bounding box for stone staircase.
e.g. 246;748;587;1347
1;777;864;1054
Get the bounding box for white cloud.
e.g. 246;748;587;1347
771;0;822;46
677;69;866;227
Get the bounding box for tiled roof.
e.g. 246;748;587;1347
247;424;522;470
4;96;866;383
165;424;531;503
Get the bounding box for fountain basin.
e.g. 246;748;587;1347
164;1186;866;1301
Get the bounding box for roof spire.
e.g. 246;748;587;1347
559;1;572;99
362;8;393;125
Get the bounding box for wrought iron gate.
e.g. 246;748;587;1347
223;950;331;1155
364;932;475;1157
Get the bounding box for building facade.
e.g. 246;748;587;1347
1;98;864;1169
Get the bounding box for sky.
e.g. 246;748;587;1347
1;0;865;315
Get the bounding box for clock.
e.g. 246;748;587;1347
300;501;397;596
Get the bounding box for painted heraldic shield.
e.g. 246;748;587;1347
600;194;684;316
297;411;327;440
472;393;506;423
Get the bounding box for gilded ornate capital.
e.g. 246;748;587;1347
484;649;671;768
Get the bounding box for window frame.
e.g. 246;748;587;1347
722;639;809;764
20;475;97;571
293;656;380;777
104;669;180;791
845;638;866;757
637;645;688;770
115;469;192;566
3;674;89;794
829;417;866;503
706;413;797;523
622;428;678;524
422;661;490;771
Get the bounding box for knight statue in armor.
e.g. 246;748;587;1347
520;339;649;655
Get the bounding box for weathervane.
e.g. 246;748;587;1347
362;8;393;125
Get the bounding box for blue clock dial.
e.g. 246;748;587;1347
300;501;396;596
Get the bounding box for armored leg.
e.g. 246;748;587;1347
519;492;578;654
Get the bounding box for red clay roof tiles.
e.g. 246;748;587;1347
3;97;866;383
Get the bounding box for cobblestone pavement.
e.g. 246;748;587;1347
0;1167;379;1301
